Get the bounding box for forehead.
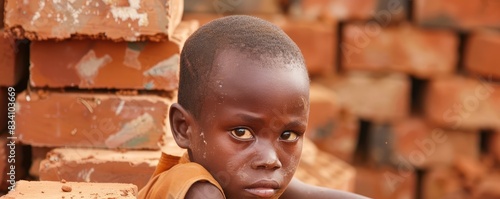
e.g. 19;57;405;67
210;49;309;95
200;48;309;116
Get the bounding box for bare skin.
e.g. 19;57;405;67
172;49;369;199
185;179;370;199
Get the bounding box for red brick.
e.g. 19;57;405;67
30;40;178;90
472;172;500;199
167;20;199;50
29;21;196;91
422;167;468;199
29;147;53;179
183;13;337;76
415;0;500;30
392;118;480;168
0;0;4;28
184;0;282;14
424;76;500;130
39;148;159;190
318;72;410;123
280;19;336;76
306;83;359;163
0;134;28;192
4;0;183;41
0;30;29;87
490;130;500;164
182;13;221;26
354;167;416;199
455;157;490;189
0;88;7;131
341;23;458;78
367;123;398;166
1;180;137;198
16;90;172;149
299;0;407;21
296;138;355;191
465;30;500;80
185;13;339;76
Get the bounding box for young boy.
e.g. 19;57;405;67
138;15;369;199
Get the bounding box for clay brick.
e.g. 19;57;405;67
341;23;458;79
167;20;199;50
424;76;500;130
0;88;7;131
367;123;398;166
184;0;282;14
159;127;188;157
183;13;336;76
296;138;355;191
0;30;29;87
299;0;407;21
490;130;500;164
280;19;336;77
354;167;416;199
472;172;500;199
0;134;27;192
318;72;410;123
39;148;160;189
4;0;183;41
392;118;480;168
28;147;53;179
1;180;137;198
465;30;500;80
0;0;4;28
415;0;500;30
306;83;359;163
29;21;197;91
455;157;491;190
16;90;172;149
30;40;178;90
422;167;468;199
182;13;221;26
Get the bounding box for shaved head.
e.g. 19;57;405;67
178;15;307;119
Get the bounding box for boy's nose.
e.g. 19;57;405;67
251;142;282;170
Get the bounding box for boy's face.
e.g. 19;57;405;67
189;49;309;199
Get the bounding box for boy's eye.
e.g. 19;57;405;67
280;131;299;141
230;128;254;140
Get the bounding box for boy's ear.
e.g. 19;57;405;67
169;103;195;149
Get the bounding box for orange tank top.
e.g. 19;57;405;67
137;153;226;199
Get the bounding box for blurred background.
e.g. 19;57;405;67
1;0;500;198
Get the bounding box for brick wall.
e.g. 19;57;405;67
1;0;500;198
0;0;190;194
180;0;500;198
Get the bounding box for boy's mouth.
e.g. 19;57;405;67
244;180;280;198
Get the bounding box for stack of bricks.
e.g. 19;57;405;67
0;0;196;195
182;0;500;198
0;0;30;193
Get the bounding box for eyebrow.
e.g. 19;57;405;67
283;120;307;131
235;113;265;126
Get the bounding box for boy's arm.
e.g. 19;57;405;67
185;182;225;199
280;178;371;199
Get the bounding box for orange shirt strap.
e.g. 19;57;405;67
151;153;181;178
138;162;225;199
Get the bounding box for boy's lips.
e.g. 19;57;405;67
245;180;280;198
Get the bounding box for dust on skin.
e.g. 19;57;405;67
175;47;310;198
215;98;305;182
200;131;207;159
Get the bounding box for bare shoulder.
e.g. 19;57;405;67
185;181;225;199
280;178;371;199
